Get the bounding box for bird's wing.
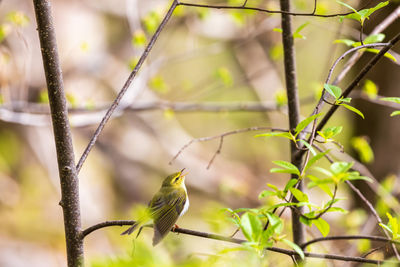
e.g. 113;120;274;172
149;191;186;246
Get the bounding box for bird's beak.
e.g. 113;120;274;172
180;169;188;178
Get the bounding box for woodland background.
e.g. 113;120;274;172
0;0;399;266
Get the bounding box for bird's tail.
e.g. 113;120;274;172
121;222;139;235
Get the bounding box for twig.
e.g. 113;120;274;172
33;0;83;266
333;6;400;85
177;1;369;18
75;0;179;174
169;126;288;167
301;235;400;250
81;220;389;264
316;31;400;133
313;144;400;260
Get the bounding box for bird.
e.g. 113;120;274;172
121;169;189;246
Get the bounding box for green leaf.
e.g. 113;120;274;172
271;161;300;176
282;239;304;259
334;39;356;47
284;179;298;192
391;111;400;117
330;162;353;175
313;218;330;236
142;11;161;34
240;212;263;242
265;212;283;235
314;166;333;177
304;150;330;171
295;113;323;136
215;67;233;87
363;80;378;99
6;11;30;27
364;33;385;44
258;190;277;199
379;223;393;234
149;75;169;93
381;97;400;104
365;48;397;62
131;30;147;47
299;139;316;156
339;97;352;103
255;132;293;140
340;103;365;119
318;126;343;140
273;28;283;33
289;188;309;202
351;136;374;164
364;1;389;18
326;207;348;213
324;83;342;99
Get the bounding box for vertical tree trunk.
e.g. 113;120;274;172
279;0;306;246
32;0;84;266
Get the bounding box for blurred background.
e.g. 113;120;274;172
0;0;399;266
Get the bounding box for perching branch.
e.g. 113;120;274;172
82;220;389;264
300;235;400;250
33;0;83;266
75;0;179;174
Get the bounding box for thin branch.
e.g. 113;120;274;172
169;126;288;167
316;31;400;133
333;6;400;85
33;0;83;266
177;1;368;18
313;144;400;260
75;0;179;174
82;220;389;264
301;235;400;250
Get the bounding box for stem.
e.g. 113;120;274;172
33;1;83;266
279;0;305;246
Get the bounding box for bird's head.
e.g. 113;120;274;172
162;168;188;188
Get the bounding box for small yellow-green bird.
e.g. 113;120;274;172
121;169;189;246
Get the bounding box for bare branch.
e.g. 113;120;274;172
169;127;288;168
75;0;179;174
33;0;83;266
177;1;369;18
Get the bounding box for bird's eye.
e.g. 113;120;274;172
174;177;179;183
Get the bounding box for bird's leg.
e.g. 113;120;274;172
172;224;180;234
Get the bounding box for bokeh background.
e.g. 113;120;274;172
0;0;399;266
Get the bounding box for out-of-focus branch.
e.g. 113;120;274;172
333;6;400;85
170;127;288;169
316;31;400;133
177;1;370;18
33;0;83;266
82;220;388;264
75;0;179;174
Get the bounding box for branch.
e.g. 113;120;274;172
82;220;389;264
177;1;368;18
33;0;83;266
169;127;288;168
333;6;400;85
301;235;400;250
315;31;400;133
279;0;305;247
313;145;400;260
75;0;179;174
